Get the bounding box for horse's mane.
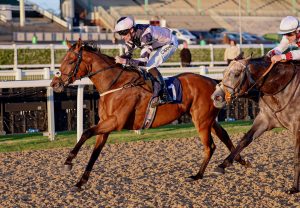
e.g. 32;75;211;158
71;41;117;65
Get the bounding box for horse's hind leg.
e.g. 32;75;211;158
64;116;117;170
211;122;249;166
74;133;109;190
189;126;216;180
214;115;268;174
288;132;300;194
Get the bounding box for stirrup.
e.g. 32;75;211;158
150;96;160;108
162;91;173;103
155;94;173;107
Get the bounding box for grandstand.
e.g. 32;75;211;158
88;0;299;35
0;0;299;41
0;0;69;42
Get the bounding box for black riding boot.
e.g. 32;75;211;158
148;68;173;107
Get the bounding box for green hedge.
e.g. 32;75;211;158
0;47;269;66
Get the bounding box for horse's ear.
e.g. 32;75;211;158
76;38;83;49
234;51;244;60
66;39;72;49
250;52;254;58
264;55;271;62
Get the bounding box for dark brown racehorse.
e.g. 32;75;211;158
211;57;300;194
50;39;248;190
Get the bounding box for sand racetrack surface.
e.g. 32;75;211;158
1;130;300;207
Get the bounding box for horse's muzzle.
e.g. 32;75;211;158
50;79;65;93
211;85;226;109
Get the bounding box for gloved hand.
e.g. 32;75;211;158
115;56;126;64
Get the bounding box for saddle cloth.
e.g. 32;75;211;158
141;76;183;129
164;76;183;103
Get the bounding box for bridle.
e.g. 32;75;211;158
58;47;118;83
221;60;275;102
60;47;83;84
56;45;144;95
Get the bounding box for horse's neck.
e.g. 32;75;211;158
249;59;271;80
251;61;296;95
89;62;141;93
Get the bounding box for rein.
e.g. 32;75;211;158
242;61;276;95
60;46;145;96
222;60;276;101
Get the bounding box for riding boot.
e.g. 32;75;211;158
148;67;173;107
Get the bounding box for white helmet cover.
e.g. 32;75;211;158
114;17;134;33
278;16;299;34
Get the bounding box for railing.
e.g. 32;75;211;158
0;43;276;71
0;65;225;81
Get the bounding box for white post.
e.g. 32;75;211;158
199;65;208;75
47;87;55;141
19;0;25;27
77;85;84;142
15;68;22;80
13;44;17;70
209;44;214;67
260;44;264;56
50;44;55;71
118;44;124;55
43;68;50;79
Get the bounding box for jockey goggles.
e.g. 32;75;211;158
285;32;297;36
117;29;131;36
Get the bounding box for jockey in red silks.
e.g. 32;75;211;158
113;16;178;107
267;16;300;63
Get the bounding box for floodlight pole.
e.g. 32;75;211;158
197;0;202;14
291;0;296;14
144;0;148;15
246;0;250;15
239;0;242;45
19;0;25;27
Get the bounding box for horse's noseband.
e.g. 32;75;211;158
55;47;83;86
222;60;253;101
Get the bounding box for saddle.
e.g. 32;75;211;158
124;66;183;129
261;61;297;95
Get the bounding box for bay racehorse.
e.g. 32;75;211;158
50;39;248;190
211;56;300;194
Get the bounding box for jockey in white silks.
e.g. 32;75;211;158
267;16;300;62
114;16;178;107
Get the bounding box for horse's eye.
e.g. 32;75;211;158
234;71;240;77
69;60;76;65
55;70;61;77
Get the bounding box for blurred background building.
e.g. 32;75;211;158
0;0;299;43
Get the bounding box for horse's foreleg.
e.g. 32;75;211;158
189;127;215;180
212;122;249;166
288;132;300;194
64;116;117;170
214;116;268;174
75;133;109;190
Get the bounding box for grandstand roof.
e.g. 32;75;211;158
0;0;19;5
89;0;299;35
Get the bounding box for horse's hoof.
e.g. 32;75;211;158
64;164;73;171
235;157;251;167
286;187;299;194
186;175;202;182
243;160;252;168
71;185;82;192
212;166;225;175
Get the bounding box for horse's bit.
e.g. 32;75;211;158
221;60;275;102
